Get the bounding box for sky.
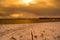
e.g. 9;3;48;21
0;0;60;18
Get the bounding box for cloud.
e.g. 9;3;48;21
0;0;60;18
48;0;60;8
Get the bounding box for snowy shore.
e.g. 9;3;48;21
0;22;60;40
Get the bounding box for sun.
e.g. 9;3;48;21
22;0;33;5
16;0;36;6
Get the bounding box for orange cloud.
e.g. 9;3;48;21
0;0;60;18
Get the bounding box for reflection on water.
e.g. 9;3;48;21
0;18;60;24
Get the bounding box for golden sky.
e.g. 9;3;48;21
0;0;60;18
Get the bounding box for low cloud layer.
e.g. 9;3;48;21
0;0;60;18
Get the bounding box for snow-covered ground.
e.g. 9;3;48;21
0;22;60;40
